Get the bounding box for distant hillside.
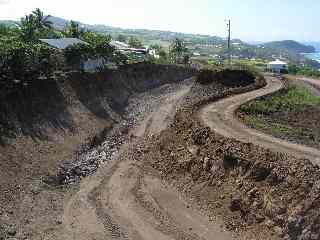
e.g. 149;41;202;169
304;42;320;52
46;16;225;45
0;20;18;27
0;16;226;46
1;17;319;67
262;40;315;54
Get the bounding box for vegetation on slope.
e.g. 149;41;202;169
287;64;320;78
241;86;320;114
239;85;320;148
262;40;315;54
2;16;319;68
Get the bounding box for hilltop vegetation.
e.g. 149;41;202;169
239;84;320;148
1;16;318;68
262;40;315;54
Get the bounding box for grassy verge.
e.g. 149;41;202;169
240;85;320;114
239;85;320;148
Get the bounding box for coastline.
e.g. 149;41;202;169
303;52;320;62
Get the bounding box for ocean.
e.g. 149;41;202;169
304;52;320;62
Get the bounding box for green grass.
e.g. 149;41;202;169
245;116;294;135
240;86;320;114
240;85;320;146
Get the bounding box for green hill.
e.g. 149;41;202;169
262;40;315;54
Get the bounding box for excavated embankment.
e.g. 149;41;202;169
0;63;194;239
142;73;320;240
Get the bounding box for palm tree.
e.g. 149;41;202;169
32;8;53;30
19;14;38;42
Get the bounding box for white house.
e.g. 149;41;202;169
39;38;106;71
267;59;288;73
110;40;148;54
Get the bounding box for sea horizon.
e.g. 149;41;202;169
304;52;320;62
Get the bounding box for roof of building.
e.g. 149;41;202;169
110;40;147;54
110;40;130;49
268;59;287;65
39;38;87;50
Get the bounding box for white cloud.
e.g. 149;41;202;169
0;0;9;5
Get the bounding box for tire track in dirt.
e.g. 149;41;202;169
200;76;320;165
59;82;234;240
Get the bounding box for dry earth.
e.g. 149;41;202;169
2;70;320;240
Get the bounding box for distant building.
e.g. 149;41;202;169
267;59;288;73
148;49;160;59
40;38;105;71
110;40;147;54
110;40;130;49
39;38;87;50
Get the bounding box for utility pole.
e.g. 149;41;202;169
227;19;231;67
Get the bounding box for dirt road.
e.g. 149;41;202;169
200;76;320;165
56;83;235;240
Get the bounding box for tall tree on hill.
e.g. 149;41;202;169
169;38;188;63
128;36;143;48
32;8;53;30
117;34;127;43
18;9;54;42
18;14;38;42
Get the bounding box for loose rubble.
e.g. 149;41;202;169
142;73;320;240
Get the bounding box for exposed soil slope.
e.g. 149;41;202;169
2;69;320;240
0;64;194;239
146;75;320;240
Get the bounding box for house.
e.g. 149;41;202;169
39;38;87;49
39;38;105;71
110;40;148;54
267;59;288;73
148;49;160;59
110;40;130;49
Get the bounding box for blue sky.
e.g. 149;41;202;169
0;0;319;42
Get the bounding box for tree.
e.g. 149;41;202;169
83;32;116;62
159;49;168;60
128;36;143;48
149;44;163;53
169;38;188;63
183;54;190;65
65;20;85;38
117;34;127;43
288;64;299;75
18;14;38;42
0;24;12;36
0;39;58;87
32;8;53;30
18;9;54;42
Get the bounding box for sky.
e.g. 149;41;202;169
0;0;319;42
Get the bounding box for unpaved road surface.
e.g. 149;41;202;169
200;76;320;165
56;83;235;240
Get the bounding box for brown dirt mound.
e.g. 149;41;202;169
143;77;320;240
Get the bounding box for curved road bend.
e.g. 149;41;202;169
60;84;236;240
200;76;320;165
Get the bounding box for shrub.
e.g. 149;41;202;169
196;69;216;84
0;39;59;92
196;69;256;87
